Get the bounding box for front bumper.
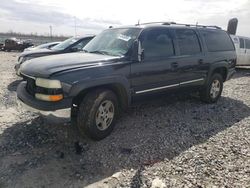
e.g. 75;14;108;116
17;81;72;118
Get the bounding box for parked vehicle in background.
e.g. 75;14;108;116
3;38;33;52
17;22;236;140
0;43;4;51
24;41;61;52
231;35;250;66
15;35;95;75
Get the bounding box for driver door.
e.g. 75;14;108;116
130;27;180;95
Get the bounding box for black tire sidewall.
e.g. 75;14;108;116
77;90;118;140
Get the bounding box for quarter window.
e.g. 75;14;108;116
176;29;201;55
201;30;235;52
141;28;174;59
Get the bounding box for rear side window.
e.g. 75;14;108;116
141;28;174;59
175;29;201;55
239;38;245;49
245;39;250;49
201;30;235;52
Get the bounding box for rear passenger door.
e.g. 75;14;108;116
174;28;207;87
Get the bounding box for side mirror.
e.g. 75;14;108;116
131;40;144;62
138;41;144;62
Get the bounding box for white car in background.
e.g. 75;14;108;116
231;35;250;66
24;41;61;51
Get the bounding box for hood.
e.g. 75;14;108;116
20;52;121;78
20;48;59;57
24;46;42;52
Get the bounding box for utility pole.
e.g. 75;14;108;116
49;25;52;41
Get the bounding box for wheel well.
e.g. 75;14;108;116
212;67;227;82
72;84;129;110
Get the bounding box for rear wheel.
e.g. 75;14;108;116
200;73;223;103
76;89;118;140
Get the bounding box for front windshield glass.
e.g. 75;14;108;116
83;28;141;56
35;43;52;49
51;37;77;50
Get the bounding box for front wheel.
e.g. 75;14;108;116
76;89;118;140
200;73;223;103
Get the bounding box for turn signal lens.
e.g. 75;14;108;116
35;93;63;102
49;95;63;101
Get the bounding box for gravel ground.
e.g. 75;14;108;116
0;51;249;188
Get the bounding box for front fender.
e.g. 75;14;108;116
68;75;131;104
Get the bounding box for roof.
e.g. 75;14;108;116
111;22;222;31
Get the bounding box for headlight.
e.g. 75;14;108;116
18;56;24;63
18;56;34;64
35;78;62;89
35;78;63;102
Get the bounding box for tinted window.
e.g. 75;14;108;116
141;28;174;58
176;29;201;55
201;30;235;52
239;38;245;48
245;39;250;49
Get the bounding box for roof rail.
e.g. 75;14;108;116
135;22;221;29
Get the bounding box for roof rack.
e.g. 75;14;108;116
135;22;221;29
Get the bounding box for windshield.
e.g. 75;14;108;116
51;37;78;50
83;28;141;56
35;42;55;49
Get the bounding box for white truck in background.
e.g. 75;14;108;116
231;35;250;66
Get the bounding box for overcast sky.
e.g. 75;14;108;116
0;0;249;37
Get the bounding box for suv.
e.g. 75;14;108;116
17;22;236;140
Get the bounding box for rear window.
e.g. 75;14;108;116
246;39;250;49
201;30;235;52
175;29;201;55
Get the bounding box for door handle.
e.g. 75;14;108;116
171;62;179;69
198;59;204;64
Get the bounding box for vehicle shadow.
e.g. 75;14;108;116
7;79;23;92
0;94;250;187
233;67;250;79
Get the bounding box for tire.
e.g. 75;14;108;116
200;73;223;103
76;89;118;140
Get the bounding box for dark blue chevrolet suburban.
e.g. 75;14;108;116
17;22;236;140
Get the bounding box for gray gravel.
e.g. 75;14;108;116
0;51;249;188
